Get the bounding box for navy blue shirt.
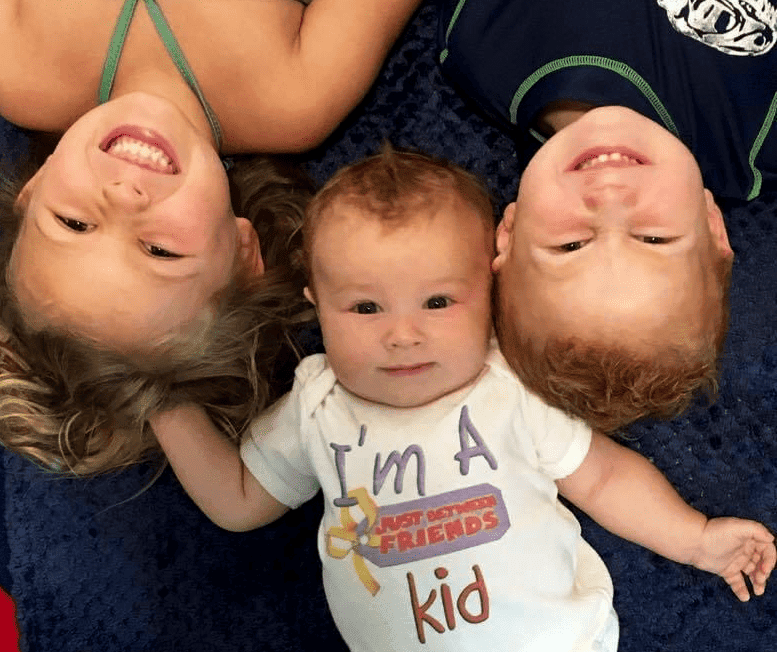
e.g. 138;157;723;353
439;0;777;200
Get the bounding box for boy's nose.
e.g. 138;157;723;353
383;316;424;349
102;180;151;211
582;182;637;211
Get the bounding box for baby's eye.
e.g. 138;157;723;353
640;236;673;245
557;241;585;253
56;215;91;233
144;243;182;259
425;296;452;310
352;301;380;315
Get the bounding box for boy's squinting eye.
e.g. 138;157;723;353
556;241;586;253
352;301;380;315
640;236;674;245
56;215;91;233
425;296;452;309
144;243;183;259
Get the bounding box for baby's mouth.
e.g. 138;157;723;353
100;126;180;174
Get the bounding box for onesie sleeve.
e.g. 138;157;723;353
240;377;321;510
518;385;592;481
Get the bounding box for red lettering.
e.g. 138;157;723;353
482;510;499;530
428;524;444;545
407;572;444;644
380;534;396;554
464;515;482;536
397;530;415;553
444;519;465;542
458;565;489;624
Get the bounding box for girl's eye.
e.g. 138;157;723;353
641;236;672;245
557;241;585;253
144;243;182;259
352;301;380;315
56;215;90;233
425;296;452;310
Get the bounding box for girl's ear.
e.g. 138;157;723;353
492;202;516;272
703;189;733;257
14;163;47;213
303;286;316;306
235;218;264;277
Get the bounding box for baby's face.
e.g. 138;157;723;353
493;106;733;350
10;92;262;348
306;196;493;408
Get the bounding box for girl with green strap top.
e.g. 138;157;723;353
0;0;423;476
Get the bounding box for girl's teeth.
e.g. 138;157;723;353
107;137;175;173
577;152;640;170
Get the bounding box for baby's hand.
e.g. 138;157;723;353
692;517;776;601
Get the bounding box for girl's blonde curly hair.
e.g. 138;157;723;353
0;151;315;476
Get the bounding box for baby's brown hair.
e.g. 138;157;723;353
303;144;495;291
0;154;314;475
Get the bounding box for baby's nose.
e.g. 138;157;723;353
383;316;424;349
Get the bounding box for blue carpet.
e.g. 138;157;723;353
2;4;777;651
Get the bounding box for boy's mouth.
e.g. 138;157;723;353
570;148;648;172
100;125;180;174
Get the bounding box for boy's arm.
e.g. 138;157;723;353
557;431;776;601
149;405;289;532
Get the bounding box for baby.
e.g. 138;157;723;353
150;147;775;652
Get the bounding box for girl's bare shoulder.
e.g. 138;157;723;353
0;0;305;133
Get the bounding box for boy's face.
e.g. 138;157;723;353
493;106;733;350
305;196;493;408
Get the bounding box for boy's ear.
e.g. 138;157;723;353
303;286;316;306
704;189;733;257
235;218;264;277
492;202;516;272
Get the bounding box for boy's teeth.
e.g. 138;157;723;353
107;136;175;173
577;152;640;170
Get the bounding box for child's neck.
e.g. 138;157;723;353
534;100;595;136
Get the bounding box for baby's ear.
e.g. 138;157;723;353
303;286;316;306
492;202;516;272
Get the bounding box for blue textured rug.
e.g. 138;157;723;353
3;4;777;651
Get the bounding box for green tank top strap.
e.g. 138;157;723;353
98;0;223;150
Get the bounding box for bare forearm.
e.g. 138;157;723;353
558;433;707;565
292;0;423;137
149;405;286;531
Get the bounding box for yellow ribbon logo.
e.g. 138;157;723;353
325;487;381;596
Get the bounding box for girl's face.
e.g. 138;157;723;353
10;93;262;348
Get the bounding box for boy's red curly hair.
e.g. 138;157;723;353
495;254;733;434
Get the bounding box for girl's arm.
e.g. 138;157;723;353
149;405;289;532
557;431;776;601
235;0;424;151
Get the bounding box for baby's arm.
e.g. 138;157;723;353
557;432;776;601
149;405;289;532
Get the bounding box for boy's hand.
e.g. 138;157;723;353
692;517;776;601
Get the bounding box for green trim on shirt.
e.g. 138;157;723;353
509;56;679;139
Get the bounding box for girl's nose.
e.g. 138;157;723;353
103;180;151;211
